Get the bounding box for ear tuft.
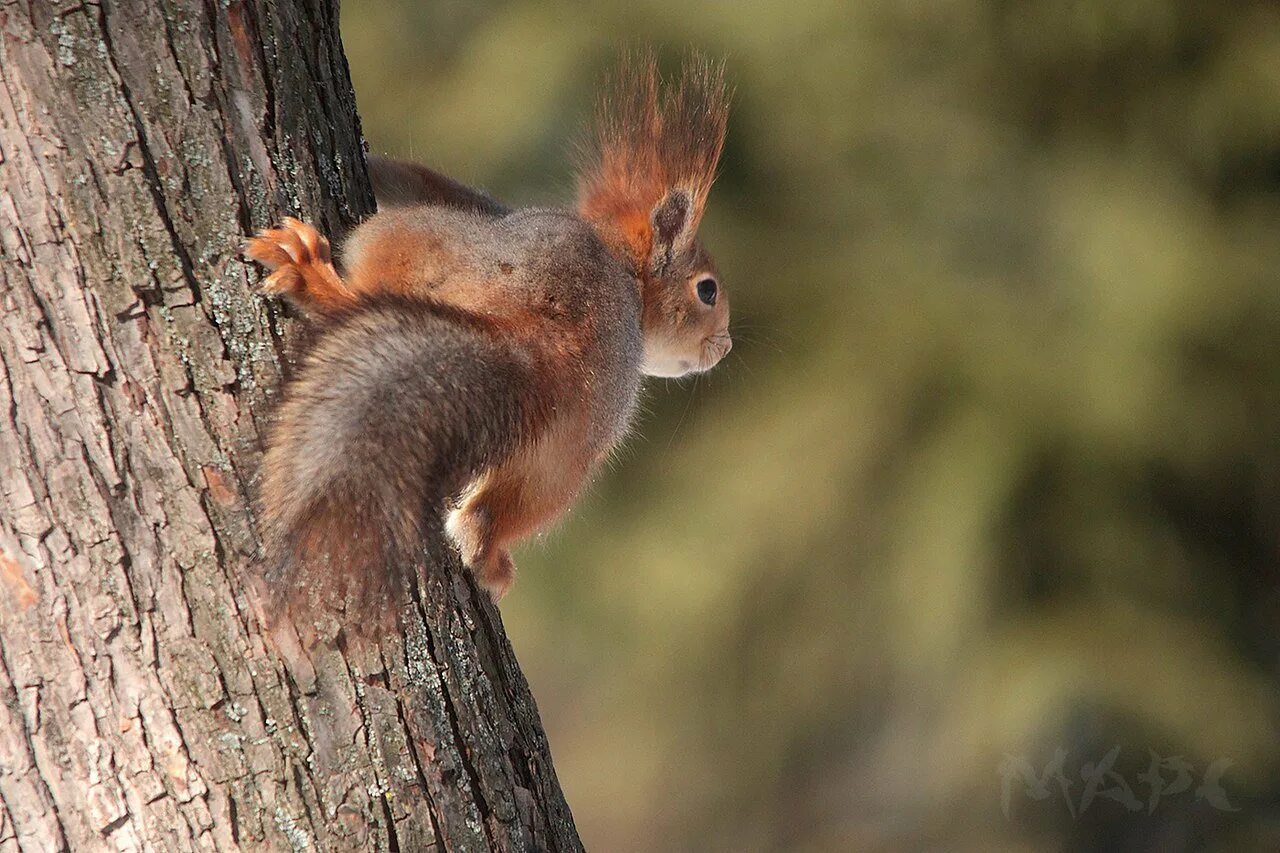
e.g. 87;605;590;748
575;49;729;274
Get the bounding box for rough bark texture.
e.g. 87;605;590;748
0;1;582;850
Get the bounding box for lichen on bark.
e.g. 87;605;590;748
0;1;581;849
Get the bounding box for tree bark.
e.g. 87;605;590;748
0;1;582;850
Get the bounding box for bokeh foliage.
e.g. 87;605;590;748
342;1;1280;849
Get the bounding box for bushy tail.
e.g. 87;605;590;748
366;155;509;216
257;296;545;639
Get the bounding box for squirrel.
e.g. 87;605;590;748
245;52;731;634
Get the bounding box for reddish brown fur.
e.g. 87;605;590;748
255;278;576;637
575;50;729;273
249;211;639;635
247;52;733;639
244;218;358;314
575;51;733;378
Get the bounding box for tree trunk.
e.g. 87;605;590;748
0;1;582;850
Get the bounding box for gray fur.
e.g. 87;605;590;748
261;204;643;627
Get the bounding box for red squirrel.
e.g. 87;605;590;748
245;53;731;632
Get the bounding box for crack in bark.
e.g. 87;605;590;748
0;636;71;851
421;609;500;845
96;3;204;310
0;2;584;849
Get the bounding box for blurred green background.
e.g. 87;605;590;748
341;2;1280;850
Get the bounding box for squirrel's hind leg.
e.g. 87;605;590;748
245;218;356;316
446;485;517;601
448;421;594;601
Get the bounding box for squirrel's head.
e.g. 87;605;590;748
575;50;732;378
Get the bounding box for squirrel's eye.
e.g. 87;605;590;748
695;277;718;306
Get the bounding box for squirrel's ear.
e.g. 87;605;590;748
649;188;694;275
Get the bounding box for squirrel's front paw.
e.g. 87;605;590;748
244;218;353;315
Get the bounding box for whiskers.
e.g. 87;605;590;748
727;320;784;355
724;317;786;379
666;369;702;449
662;319;774;447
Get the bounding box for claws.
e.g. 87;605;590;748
445;505;514;602
479;551;515;602
244;218;354;315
